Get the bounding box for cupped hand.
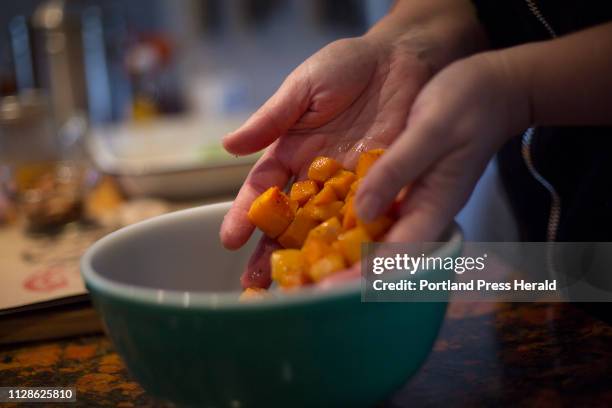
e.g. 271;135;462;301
344;52;529;267
221;34;435;287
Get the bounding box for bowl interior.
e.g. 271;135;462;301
87;202;256;292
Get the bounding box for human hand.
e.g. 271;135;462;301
221;2;486;288
313;53;529;285
327;21;612;284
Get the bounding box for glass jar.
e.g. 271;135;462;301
0;90;88;231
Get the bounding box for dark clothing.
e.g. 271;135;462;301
473;0;612;47
471;1;612;322
471;0;612;242
498;128;612;242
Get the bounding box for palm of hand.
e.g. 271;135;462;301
275;37;430;177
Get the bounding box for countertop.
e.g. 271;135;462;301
1;301;611;407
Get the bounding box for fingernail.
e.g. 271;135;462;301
357;194;381;221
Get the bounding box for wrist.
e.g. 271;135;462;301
472;50;533;137
364;1;488;72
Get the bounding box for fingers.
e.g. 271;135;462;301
220;146;291;249
222;73;311;156
384;152;485;243
385;200;453;244
241;236;280;289
354;115;449;222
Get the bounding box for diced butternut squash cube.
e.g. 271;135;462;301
278;209;320;248
311;184;337;205
346;179;361;200
289;180;319;205
308;156;342;184
325;170;356;200
302;237;334;264
358;215;394;240
239;287;268;302
336;226;371;264
309;252;346;282
303;200;343;222
356;149;385;178
248;186;296;238
342;197;357;230
306;216;342;244
271;249;309;289
289;199;299;214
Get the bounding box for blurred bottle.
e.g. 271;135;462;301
9;0;129;126
30;0;89;130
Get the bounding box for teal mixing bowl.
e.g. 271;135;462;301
81;202;462;407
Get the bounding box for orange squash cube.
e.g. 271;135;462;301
308;156;342;184
336;226;372;264
342;197;357;230
355;149;385;178
325;170;356;200
309;252;346;282
306;216;342;244
340;201;347;216
301;237;334;264
358;215;394;239
289;180;319;205
271;249;309;289
239;287;268;302
310;184;337;205
303;200;343;222
248;186;296;238
289;199;299;214
278;209;320;248
346;179;361;200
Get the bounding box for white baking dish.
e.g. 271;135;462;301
87;115;259;199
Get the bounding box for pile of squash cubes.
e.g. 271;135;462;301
244;149;395;294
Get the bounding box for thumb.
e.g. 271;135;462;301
223;72;311;155
354;117;447;222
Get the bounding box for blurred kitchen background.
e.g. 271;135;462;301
0;0;515;236
1;0;395;121
0;0;397;220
